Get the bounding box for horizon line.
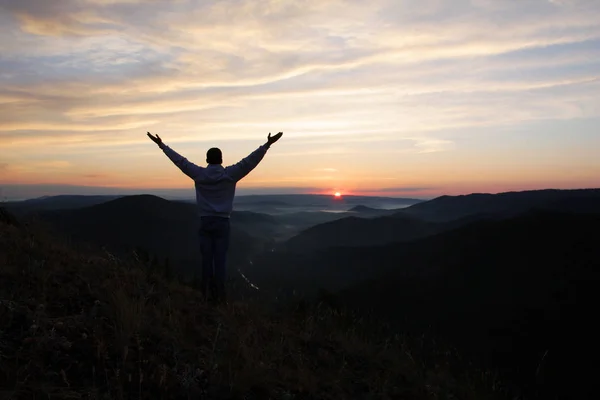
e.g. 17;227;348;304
1;183;598;202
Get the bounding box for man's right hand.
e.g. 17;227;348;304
147;132;163;147
267;132;283;145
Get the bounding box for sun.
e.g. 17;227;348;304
334;192;342;198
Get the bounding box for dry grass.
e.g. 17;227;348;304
0;216;506;400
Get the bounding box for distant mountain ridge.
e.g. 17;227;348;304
4;195;123;216
233;194;423;213
346;205;404;217
399;188;600;221
6;193;424;216
280;188;600;253
235;194;423;204
349;205;375;212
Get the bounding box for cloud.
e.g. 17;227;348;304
411;138;456;154
8;160;72;173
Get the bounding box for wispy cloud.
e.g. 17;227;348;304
82;173;108;179
411;139;455;154
7;160;72;173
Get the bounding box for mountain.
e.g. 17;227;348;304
336;210;600;321
272;211;347;230
230;210;295;242
36;195;265;277
30;195;360;278
347;205;401;217
282;214;439;252
278;208;501;254
232;210;350;241
234;194;423;207
336;211;600;399
399;188;600;222
244;210;600;398
4;194;122;216
348;205;379;213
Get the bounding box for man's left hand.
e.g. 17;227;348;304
267;132;283;145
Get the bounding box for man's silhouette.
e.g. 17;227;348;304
147;131;283;303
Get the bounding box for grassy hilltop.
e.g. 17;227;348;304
0;210;504;400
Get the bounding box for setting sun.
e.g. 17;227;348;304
334;192;342;198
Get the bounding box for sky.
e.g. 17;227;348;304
1;0;599;200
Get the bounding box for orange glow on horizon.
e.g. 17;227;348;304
334;192;342;198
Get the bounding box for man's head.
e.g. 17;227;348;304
206;147;223;165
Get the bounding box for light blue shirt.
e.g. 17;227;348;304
160;143;270;217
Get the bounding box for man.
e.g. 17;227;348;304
147;131;284;303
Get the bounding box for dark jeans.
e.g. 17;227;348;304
199;216;230;302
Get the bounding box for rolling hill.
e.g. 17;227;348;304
4;195;123;216
346;205;403;217
234;194;422;208
268;188;600;254
244;210;600;399
35;195;266;277
337;210;600;399
242;189;600;300
281;214;440;252
399;188;600;221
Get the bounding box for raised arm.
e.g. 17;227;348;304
227;132;283;182
147;132;204;180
